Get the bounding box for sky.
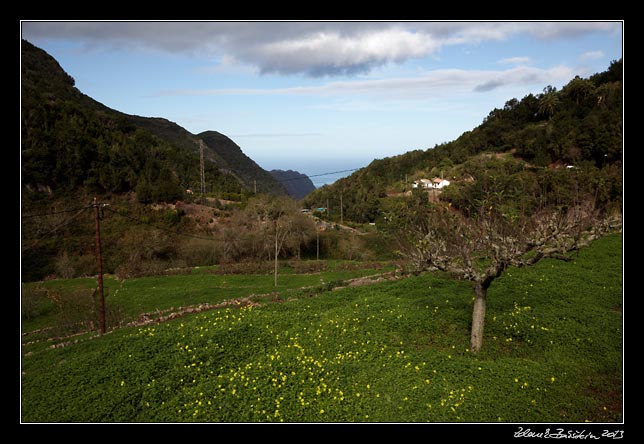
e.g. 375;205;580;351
20;21;623;187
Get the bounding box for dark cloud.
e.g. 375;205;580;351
473;79;505;92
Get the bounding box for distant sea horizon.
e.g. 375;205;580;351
306;168;361;188
260;157;371;189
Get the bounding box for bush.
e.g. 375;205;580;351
54;252;98;279
21;283;50;321
48;287;125;335
178;238;221;267
54;251;76;279
49;288;98;335
214;262;274;275
288;260;327;274
115;259;167;279
114;226;179;278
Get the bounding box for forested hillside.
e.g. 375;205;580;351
304;59;623;224
20;39;622;283
20;39;300;281
269;169;317;199
21;39;287;201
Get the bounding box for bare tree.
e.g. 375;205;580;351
284;211;317;260
403;200;620;353
244;195;304;286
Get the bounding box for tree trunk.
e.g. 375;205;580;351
274;222;279;287
470;281;487;353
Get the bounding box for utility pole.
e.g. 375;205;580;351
340;190;343;225
199;140;206;203
92;198;109;335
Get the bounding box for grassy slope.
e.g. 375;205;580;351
21;234;622;423
21;262;392;332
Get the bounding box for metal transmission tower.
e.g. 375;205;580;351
199;139;206;203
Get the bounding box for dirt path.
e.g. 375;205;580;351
22;271;402;352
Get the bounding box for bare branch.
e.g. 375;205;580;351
398;195;621;354
402;198;620;282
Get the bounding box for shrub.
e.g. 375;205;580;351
215;261;274;275
49;288;98;335
54;251;76;279
178;238;221;267
47;287;125;335
21;283;50;321
288;260;327;274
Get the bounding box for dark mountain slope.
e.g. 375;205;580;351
21;39;287;199
198;131;286;195
269;169;317;200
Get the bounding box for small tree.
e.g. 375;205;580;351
403;200;620;353
244;195;303;286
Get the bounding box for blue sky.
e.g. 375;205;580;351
21;21;623;187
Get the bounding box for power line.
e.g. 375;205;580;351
22;207;90;219
21;206;91;252
306;168;360;179
271;168;360;184
104;206;270;244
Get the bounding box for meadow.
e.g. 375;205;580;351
20;235;622;423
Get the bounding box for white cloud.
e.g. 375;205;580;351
248;27;442;76
154;65;574;99
498;56;532;65
579;50;605;61
21;21;620;77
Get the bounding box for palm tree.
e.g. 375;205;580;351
538;86;559;120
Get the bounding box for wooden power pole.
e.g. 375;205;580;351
92;198;108;335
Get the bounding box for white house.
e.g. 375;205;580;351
412;179;433;189
412;178;450;189
431;178;450;189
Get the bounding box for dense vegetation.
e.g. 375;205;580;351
21;234;622;423
21;40;313;281
269;169;317;200
21;41;622;284
21;190;393;282
304;59;622;224
21;39;286;201
20;40;622;425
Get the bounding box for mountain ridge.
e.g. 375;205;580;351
303;59;622;224
21;39;289;199
269;169;317;200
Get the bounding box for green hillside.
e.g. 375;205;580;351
20;39;297;282
269;169;317;200
20;39;622;287
21;234;622;423
198;130;286;195
304;60;622;224
21;39;287;200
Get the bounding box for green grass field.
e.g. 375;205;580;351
20;235;622;423
21;261;393;333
